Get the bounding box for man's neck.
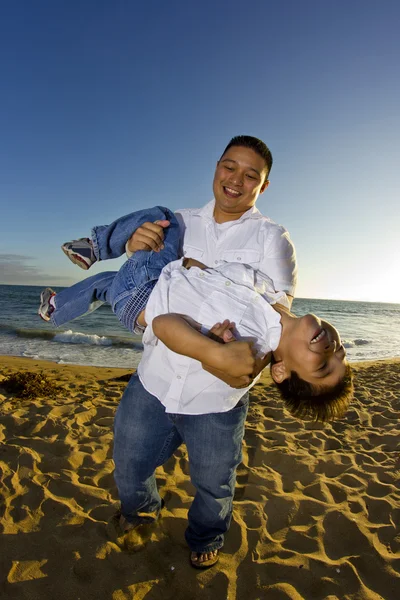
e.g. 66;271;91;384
213;208;246;224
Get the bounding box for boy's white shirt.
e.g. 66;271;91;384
126;200;297;297
137;259;290;415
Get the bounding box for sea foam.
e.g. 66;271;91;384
53;330;113;346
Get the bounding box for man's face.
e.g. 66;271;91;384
276;314;347;388
212;146;270;223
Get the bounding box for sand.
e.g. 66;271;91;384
0;355;399;600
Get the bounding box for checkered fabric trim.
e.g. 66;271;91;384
119;280;156;334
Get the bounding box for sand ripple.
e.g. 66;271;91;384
1;356;399;599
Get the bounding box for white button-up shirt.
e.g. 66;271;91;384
137;199;297;415
138;259;289;415
175;200;297;297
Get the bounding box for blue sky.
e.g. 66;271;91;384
1;1;399;302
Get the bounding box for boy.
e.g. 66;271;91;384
39;206;353;423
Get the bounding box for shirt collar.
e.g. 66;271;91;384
199;199;262;223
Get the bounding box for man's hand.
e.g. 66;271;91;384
204;336;256;380
204;320;262;388
207;319;236;344
182;257;208;270
202;363;252;389
127;220;169;254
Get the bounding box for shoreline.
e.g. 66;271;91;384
2;353;400;374
1;354;400;598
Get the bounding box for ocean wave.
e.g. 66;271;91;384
0;324;142;349
343;338;370;348
54;330;113;346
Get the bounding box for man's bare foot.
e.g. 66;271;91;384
190;549;220;569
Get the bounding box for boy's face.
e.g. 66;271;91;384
275;314;347;387
212;146;270;223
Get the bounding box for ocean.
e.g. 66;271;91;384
0;284;399;369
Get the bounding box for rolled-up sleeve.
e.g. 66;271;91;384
260;226;297;297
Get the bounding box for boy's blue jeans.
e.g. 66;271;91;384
51;206;180;331
113;373;249;553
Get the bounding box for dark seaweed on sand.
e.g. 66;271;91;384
1;371;63;399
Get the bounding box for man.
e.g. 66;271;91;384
113;135;297;568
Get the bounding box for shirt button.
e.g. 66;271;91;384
214;260;218;264
225;281;231;286
237;257;242;260
177;375;182;379
199;272;205;277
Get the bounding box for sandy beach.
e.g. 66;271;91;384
1;355;399;600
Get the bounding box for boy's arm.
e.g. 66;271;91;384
151;313;256;379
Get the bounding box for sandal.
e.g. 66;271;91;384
190;549;220;570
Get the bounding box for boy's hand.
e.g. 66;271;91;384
127;220;169;254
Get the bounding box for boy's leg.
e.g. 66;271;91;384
49;271;117;327
92;206;179;260
113;373;182;525
179;395;249;556
53;206;180;331
105;209;181;332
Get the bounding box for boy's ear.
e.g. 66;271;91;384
271;360;289;383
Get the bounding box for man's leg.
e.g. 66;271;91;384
179;395;249;562
50;271;117;327
113;373;182;525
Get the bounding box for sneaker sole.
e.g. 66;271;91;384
38;289;54;321
61;246;91;270
38;310;51;322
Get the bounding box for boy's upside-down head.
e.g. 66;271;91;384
269;310;353;422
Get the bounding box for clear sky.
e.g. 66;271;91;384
1;1;399;303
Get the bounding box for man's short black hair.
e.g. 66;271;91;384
272;362;354;422
221;135;273;177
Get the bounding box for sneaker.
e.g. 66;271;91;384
61;237;97;270
38;288;56;322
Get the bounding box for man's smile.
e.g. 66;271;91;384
223;186;242;198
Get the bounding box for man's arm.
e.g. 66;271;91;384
259;226;297;308
151;313;256;379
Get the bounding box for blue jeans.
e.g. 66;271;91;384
51;206;180;331
113;373;249;553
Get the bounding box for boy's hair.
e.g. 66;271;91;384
221;135;273;177
271;361;354;422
